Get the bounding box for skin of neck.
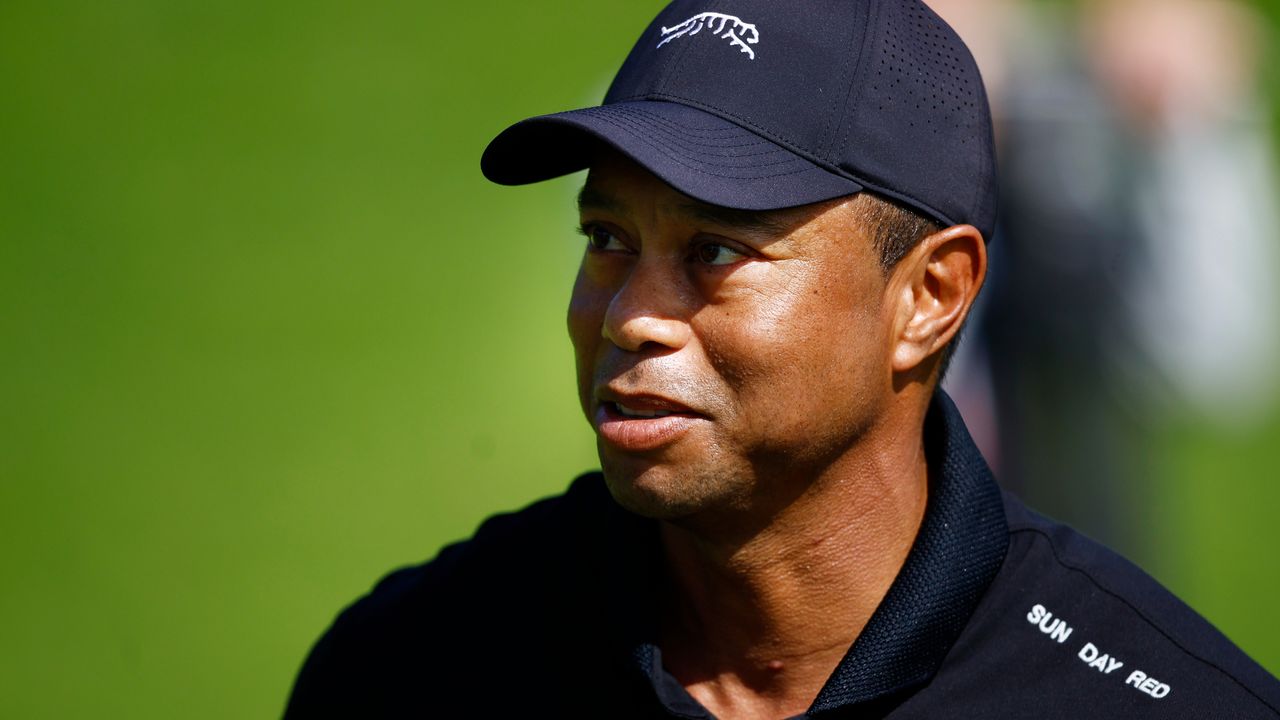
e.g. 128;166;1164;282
657;384;933;720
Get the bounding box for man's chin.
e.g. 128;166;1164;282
599;450;747;517
598;461;718;522
602;469;689;520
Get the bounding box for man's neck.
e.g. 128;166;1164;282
656;414;930;720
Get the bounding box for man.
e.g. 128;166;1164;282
286;1;1280;717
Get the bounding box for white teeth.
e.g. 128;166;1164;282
616;403;673;418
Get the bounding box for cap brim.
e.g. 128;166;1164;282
480;101;862;211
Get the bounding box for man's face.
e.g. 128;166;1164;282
569;153;897;525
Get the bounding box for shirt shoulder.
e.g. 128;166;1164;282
283;472;641;717
1004;493;1278;701
910;493;1280;718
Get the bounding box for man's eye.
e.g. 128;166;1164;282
582;224;626;252
693;242;747;266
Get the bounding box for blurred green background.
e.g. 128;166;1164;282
1;1;1276;717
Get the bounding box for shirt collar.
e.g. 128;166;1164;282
807;390;1009;713
608;390;1010;716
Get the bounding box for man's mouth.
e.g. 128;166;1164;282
612;402;676;419
594;393;705;451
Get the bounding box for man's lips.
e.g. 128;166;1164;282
593;391;707;452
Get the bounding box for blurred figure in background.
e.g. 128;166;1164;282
929;0;1279;561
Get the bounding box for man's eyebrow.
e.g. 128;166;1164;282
577;185;622;214
678;200;791;236
578;184;791;237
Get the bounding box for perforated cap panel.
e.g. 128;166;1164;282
837;0;997;236
875;1;979;133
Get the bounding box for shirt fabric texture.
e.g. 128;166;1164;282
285;392;1280;718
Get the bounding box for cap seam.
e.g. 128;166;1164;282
653;0;699;98
604;106;774;149
817;0;870;160
585;110;820;179
587;108;813;167
834;0;882;166
665;0;726;96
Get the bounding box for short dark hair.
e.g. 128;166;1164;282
854;193;969;379
857;192;945;273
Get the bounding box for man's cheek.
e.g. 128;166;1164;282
568;261;618;323
567;301;603;362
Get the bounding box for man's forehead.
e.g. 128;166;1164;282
577;155;848;239
578;183;807;236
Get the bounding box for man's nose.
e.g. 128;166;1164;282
601;262;692;353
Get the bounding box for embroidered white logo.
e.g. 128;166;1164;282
656;12;760;60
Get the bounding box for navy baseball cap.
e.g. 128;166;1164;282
481;0;997;240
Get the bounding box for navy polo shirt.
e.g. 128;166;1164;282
285;393;1280;718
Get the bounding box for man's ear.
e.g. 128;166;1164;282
888;224;987;376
